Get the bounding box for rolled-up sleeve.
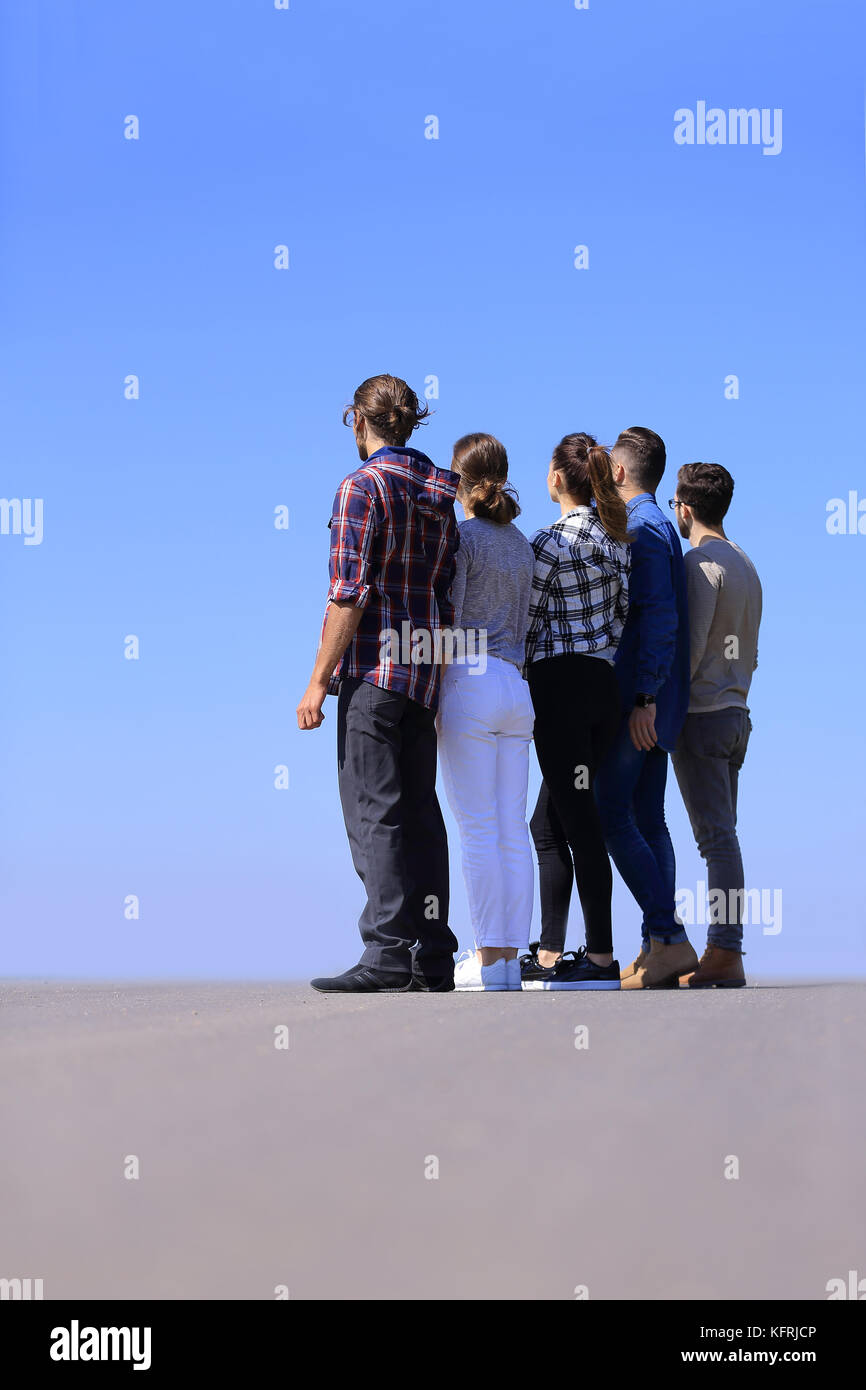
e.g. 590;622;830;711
327;476;378;608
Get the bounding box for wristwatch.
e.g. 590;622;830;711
634;693;656;708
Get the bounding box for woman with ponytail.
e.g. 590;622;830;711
521;433;631;990
437;433;536;992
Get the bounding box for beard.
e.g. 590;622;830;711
677;518;690;540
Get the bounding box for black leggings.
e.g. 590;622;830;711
528;654;621;955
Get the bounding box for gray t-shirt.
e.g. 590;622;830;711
685;537;762;713
449;517;535;670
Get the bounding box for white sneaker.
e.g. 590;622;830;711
454;949;482;990
480;958;509;991
505;958;523;991
454;950;508;992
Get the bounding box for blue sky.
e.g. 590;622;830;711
1;0;863;978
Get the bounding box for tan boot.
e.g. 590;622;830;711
620;948;647;980
621;937;699;990
681;945;746;989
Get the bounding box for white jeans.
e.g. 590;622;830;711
437;656;535;949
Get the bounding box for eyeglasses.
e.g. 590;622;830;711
667;498;682;511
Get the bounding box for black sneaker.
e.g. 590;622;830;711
310;963;413;993
519;941;560;990
545;948;621;991
410;971;455;993
409;945;455;992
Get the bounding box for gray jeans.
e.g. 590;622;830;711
672;707;752;951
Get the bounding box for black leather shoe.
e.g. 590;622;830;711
310;964;413;993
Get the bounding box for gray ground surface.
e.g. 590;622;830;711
1;980;863;1300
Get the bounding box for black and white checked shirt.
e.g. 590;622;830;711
524;506;630;669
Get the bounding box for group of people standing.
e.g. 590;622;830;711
297;374;763;994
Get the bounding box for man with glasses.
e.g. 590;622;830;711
669;463;762;987
594;427;698;989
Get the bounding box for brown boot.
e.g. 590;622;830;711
681;945;746;989
621;947;648;980
621;937;699;990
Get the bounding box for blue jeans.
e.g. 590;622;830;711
595;722;685;947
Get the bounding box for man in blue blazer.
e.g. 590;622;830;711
595;427;699;989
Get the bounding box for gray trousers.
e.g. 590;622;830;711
337;677;457;975
672;707;752;951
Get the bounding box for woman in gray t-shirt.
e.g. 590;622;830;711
436;433;536;993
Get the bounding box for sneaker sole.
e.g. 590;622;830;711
310;982;413;994
456;984;508;992
526;980;622;991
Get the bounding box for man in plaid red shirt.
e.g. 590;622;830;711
297;374;460;993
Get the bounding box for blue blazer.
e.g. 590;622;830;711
613;493;690;753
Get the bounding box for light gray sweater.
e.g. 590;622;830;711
449;517;535;670
684;536;762;713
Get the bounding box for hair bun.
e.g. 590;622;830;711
344;375;431;447
451;433;520;525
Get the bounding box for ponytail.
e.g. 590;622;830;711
586;444;630;544
552;433;630;545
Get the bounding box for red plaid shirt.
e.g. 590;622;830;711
321;447;459;710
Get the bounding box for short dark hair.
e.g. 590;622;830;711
677;463;734;526
343;374;429;447
613;426;667;493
